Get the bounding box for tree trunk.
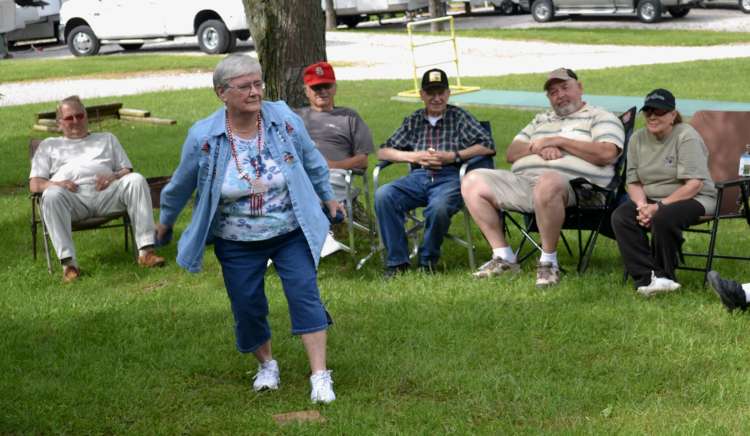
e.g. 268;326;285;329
324;0;337;30
242;0;327;107
429;0;446;32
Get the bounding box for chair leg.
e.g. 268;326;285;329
31;198;38;261
40;215;53;274
704;217;721;285
463;207;476;270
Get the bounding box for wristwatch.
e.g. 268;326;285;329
657;200;665;209
454;151;462;164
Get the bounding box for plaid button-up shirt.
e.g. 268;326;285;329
383;105;494;153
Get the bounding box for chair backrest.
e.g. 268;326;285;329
610;106;637;193
29;138;43;160
690;110;750;215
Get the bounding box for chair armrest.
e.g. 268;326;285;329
459;155;495;180
715;176;750;189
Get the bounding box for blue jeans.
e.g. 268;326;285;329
375;167;463;267
214;229;332;353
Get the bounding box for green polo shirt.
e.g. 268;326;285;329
626;123;716;214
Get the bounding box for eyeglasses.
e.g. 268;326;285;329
61;113;86;122
226;81;265;93
643;108;672;118
310;83;334;92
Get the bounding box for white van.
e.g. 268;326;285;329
59;0;250;56
4;0;62;47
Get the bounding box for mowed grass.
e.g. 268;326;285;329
0;54;221;83
370;26;750;46
2;59;750;433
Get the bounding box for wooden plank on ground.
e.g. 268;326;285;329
37;102;123;121
119;108;151;118
33;124;61;132
272;410;325;425
120;115;176;125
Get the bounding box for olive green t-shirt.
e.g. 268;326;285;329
626;123;716;214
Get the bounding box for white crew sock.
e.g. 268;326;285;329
539;250;558;266
492;246;516;263
743;286;750;303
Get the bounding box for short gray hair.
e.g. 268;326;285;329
213;54;263;90
56;95;85;118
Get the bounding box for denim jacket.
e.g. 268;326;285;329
159;101;334;272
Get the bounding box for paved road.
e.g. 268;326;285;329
1;7;748;106
6;7;747;61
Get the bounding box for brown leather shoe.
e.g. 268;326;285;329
63;265;80;283
138;251;165;268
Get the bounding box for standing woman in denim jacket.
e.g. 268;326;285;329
156;54;344;404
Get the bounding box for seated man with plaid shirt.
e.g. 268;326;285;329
375;68;495;278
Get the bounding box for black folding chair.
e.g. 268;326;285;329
503;106;637;273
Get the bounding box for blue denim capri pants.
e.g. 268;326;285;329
213;228;332;353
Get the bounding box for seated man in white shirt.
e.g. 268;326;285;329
29;95;164;282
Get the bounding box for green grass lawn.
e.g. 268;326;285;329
367;27;750;46
2;59;750;434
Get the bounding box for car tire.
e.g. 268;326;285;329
495;0;516;14
338;15;362;28
119;43;144;51
531;0;554;22
667;6;690;17
197;19;232;54
740;0;750;13
637;0;662;23
67;25;101;57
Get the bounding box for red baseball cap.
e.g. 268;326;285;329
303;61;336;86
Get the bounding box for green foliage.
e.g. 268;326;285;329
2;58;750;433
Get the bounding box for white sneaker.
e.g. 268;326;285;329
310;370;336;404
637;271;681;297
252;359;280;392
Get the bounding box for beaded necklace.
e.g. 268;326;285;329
226;112;266;216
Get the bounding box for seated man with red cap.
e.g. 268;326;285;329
296;61;374;203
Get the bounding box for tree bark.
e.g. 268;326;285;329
324;0;337;30
429;0;446;32
242;0;327;107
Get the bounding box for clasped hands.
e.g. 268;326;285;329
412;148;454;169
635;202;659;228
529;137;564;161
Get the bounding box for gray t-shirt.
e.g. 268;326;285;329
295;106;374;161
626;123;716;214
29;132;133;186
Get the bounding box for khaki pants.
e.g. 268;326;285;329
41;172;156;265
472;168;578;213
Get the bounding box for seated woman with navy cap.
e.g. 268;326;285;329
611;88;716;297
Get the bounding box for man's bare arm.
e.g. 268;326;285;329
327;154;369;170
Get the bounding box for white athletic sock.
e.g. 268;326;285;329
539;251;558;266
743;286;750;303
492;246;516;263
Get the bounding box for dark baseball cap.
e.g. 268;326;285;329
543;68;578;91
641;88;676;111
421;68;449;91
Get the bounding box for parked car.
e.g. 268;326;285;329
59;0;250;56
328;0;432;27
519;0;701;22
701;0;750;13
